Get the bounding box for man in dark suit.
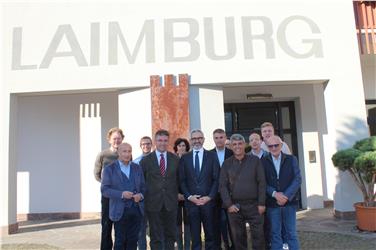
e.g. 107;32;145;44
210;128;233;250
179;129;220;250
101;143;145;250
140;129;180;250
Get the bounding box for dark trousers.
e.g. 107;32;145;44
264;213;271;249
177;201;191;250
147;205;177;250
227;202;265;250
114;205;142;250
101;195;113;250
137;215;147;250
213;202;232;249
187;201;215;250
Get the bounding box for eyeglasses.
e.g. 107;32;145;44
191;137;204;141
267;144;281;149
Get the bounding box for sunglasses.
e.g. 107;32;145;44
267;144;281;149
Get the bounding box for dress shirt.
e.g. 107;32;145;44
133;152;151;165
215;148;225;166
118;160;131;178
192;147;204;170
251;148;265;159
156;150;168;170
132;154;143;165
272;153;282;179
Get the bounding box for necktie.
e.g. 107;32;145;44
160;153;166;177
194;151;200;177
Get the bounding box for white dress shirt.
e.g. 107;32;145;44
156;150;168;170
272;153;282;178
192;147;204;170
215;148;225;166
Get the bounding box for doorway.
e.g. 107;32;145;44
225;101;302;208
224;101;298;155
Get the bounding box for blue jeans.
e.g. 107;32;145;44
267;205;299;250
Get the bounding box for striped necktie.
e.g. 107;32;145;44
160;153;166;176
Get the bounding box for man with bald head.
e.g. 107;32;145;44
101;143;145;250
260;122;291;155
261;136;301;250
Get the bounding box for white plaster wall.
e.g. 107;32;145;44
1;0;358;92
190;86;225;150
16;92;118;213
1;0;370;218
118;88;152;159
0;3;16;230
361;54;376;100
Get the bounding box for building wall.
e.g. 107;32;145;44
189;85;225;149
2;1;362;91
223;82;328;209
16;92;118;213
0;0;371;228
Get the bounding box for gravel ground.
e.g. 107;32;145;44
298;231;376;250
2;230;376;250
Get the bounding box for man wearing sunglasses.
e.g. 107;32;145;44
260;122;292;250
261;135;302;250
260;122;291;155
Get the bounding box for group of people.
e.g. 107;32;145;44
94;122;302;250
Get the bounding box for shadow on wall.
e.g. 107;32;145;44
16;92;118;216
335;117;369;150
334;117;369;211
189;86;201;130
17;94;82;215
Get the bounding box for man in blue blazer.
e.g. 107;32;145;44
179;129;220;250
261;135;301;250
101;143;145;250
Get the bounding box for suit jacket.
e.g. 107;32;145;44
210;147;233;203
179;149;220;201
210;147;233;165
261;152;301;207
140;151;180;212
101;161;145;221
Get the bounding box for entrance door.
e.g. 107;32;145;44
224;101;298;155
225;101;302;208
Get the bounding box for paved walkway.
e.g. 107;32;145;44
1;208;375;249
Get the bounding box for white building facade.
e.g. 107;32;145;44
1;0;375;234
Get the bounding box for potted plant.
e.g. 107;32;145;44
332;136;376;231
